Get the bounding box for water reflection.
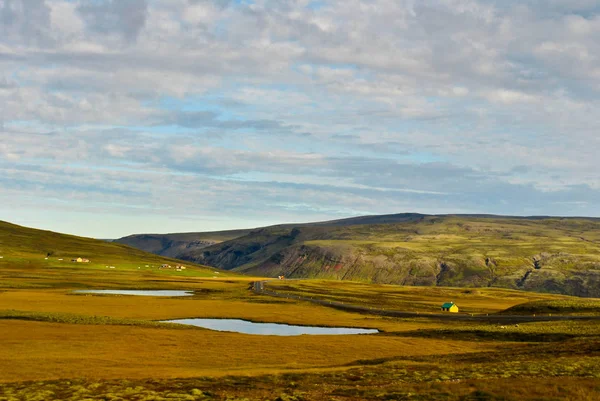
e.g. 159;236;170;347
74;290;193;297
163;318;379;336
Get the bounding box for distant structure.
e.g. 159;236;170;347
441;302;459;313
72;257;90;263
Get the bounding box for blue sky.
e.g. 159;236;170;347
1;0;600;238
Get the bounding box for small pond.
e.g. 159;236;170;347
74;290;194;297
162;318;379;336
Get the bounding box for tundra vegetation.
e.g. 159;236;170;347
0;220;599;400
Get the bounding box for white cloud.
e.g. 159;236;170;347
1;0;600;236
484;89;540;104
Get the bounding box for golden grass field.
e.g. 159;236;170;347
266;279;578;314
0;319;491;383
1;223;599;400
0;273;497;383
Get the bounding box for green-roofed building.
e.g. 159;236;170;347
441;302;459;313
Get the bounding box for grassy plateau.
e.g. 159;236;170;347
0;220;599;400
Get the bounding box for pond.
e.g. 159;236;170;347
162;318;379;336
73;290;194;297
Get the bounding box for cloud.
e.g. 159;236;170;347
76;0;148;42
0;0;52;46
484;89;540;104
189;0;234;10
160;110;293;132
1;0;600;236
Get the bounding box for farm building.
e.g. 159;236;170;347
441;302;459;313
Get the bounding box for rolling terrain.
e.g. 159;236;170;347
117;229;253;258
0;220;224;284
117;214;600;297
1;218;600;400
114;214;426;258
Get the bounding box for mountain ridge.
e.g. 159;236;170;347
115;213;600;297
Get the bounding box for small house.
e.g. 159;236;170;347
441;302;459;313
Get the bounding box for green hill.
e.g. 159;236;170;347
118;214;600;297
114;214;436;259
0;220;222;286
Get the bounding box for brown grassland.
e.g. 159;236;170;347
1;241;599;400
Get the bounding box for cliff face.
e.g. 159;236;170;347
118;214;600;297
194;243;599;297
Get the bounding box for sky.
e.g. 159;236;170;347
1;0;600;238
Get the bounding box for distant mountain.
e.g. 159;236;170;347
115;214;428;258
116;229;254;258
116;214;600;297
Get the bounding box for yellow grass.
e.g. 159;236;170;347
0;286;448;331
0;319;494;383
267;279;576;314
1;220;600;399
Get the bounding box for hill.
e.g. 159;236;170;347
116;229;253;258
114;214;429;257
116;214;600;297
114;213;431;258
0;220;221;282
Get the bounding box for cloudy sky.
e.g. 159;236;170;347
1;0;600;238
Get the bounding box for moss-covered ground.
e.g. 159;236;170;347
1;221;599;399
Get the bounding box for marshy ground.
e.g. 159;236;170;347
0;256;599;400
